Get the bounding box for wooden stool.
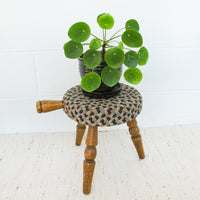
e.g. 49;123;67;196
36;83;145;194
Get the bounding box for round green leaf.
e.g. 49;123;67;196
124;51;138;68
138;47;149;66
63;40;83;59
125;19;139;31
118;41;124;49
104;47;125;69
101;67;120;87
81;72;101;92
68;22;91;42
89;38;102;50
97;13;114;29
122;30;143;47
83;49;102;69
124;68;143;85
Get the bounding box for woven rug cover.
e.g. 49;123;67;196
63;83;143;127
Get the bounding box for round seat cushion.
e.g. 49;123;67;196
63;83;143;127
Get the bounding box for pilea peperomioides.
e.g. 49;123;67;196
63;13;149;92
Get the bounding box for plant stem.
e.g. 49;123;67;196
105;44;116;48
107;40;119;43
82;43;90;45
90;33;103;41
106;44;133;51
101;29;107;60
107;27;125;41
106;35;122;42
101;42;106;60
123;47;133;51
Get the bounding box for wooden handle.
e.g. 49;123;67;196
36;100;64;113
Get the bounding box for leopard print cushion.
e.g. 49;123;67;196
63;83;143;127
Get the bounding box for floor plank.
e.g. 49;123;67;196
0;124;200;200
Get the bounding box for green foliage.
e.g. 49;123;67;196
83;49;102;69
101;67;121;87
63;40;83;59
138;47;149;66
89;38;102;50
124;68;143;85
64;13;149;91
68;22;91;42
81;72;101;92
122;30;143;47
124;51;138;68
105;47;125;69
125;19;139;31
97;13;114;29
118;41;123;49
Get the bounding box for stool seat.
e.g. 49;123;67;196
63;83;143;127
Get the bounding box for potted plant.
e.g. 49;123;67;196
63;13;149;98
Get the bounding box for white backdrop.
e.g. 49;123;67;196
0;0;200;133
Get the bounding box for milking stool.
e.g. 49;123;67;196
36;83;145;194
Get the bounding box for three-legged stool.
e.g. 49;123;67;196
36;83;145;194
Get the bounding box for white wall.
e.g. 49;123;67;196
0;0;200;134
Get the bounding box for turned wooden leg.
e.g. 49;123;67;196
75;123;86;146
83;126;98;194
127;119;145;159
36;100;63;113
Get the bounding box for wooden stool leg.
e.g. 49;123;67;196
83;126;98;194
75;123;86;146
127;119;145;159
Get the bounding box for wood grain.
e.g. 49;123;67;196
127;118;145;159
75;123;86;146
83;126;98;194
36;100;63;113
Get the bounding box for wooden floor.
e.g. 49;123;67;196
0;124;200;200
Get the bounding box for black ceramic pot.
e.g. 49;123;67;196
78;55;122;99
